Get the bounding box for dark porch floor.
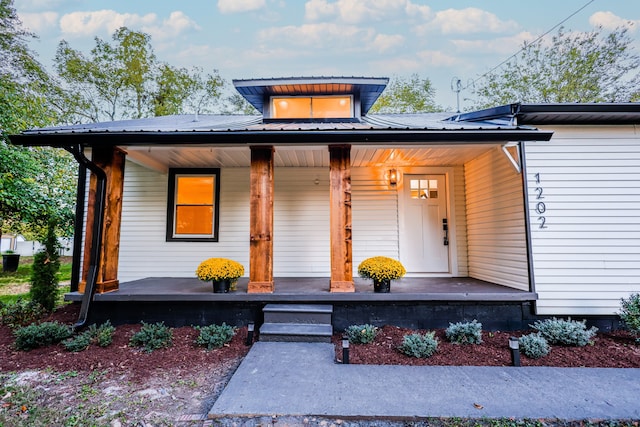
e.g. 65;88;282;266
66;276;536;303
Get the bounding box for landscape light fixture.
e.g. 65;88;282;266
342;336;350;364
509;336;521;367
388;169;398;186
246;322;255;346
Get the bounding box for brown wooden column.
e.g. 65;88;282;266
329;144;354;292
79;146;126;294
248;146;275;293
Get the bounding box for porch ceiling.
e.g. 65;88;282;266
124;144;496;172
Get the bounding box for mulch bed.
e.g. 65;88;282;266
332;325;640;368
0;304;250;380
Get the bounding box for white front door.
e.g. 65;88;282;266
400;174;449;273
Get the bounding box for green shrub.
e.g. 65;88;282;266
195;323;235;349
519;333;551;359
619;293;640;343
398;332;438;358
13;321;73;351
63;332;92;352
531;317;597;347
345;324;378;344
0;299;47;328
63;321;116;352
129;322;173;353
445;320;483;344
28;223;61;312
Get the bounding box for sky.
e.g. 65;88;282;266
14;0;640;112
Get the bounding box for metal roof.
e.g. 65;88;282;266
10;112;552;147
232;76;389;115
446;103;640;125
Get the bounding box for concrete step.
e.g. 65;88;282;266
263;303;332;324
259;323;333;343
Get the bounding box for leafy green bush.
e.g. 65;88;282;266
195;323;235;349
28;224;61;312
129;322;173;353
0;299;46;328
398;332;438;358
63;321;116;352
619;293;640;343
519;333;551;359
345;324;378;344
531;317;597;347
445;320;483;344
13;321;73;351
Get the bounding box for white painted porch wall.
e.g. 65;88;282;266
525;126;640;315
117;162;469;281
117;163;250;282
465;147;529;291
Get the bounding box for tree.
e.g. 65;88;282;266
369;74;441;114
0;0;72;240
473;26;640;108
55;27;226;121
152;65;226;116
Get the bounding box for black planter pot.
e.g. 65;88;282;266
373;279;391;293
2;254;20;273
212;279;231;293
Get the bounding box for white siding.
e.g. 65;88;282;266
273;168;330;276
352;167;399;269
118;163;250;282
118;162;469;280
526;126;640;315
465;147;529;290
452;165;469;277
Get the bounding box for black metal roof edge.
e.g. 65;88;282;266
9;128;553;147
446;102;640;125
232;76;389;87
444;104;520;123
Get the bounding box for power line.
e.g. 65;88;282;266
461;0;596;91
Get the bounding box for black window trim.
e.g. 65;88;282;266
166;168;221;242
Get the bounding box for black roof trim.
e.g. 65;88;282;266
10;128;553;147
447;103;640;125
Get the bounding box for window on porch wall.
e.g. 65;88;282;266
166;168;220;242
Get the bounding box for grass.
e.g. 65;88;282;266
0;256;73;304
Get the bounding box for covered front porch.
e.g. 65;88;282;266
65;276;538;330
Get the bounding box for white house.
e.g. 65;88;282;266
10;77;640;328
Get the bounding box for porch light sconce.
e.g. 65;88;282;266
509;336;520;367
388;169;398;186
246;322;255;346
342;336;350;364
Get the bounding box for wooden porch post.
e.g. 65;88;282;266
79;146;126;294
329;144;354;292
248;146;275;293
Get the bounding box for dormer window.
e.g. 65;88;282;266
271;96;352;119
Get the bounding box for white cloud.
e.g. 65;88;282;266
258;22;373;48
18;12;58;33
451;31;535;55
589;11;639;32
305;0;427;24
371;33;404;53
60;10;157;36
143;11;201;41
417;7;519;35
218;0;266;14
59;10;198;40
414;50;458;67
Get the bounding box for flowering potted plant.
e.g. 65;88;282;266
357;256;406;293
196;258;245;293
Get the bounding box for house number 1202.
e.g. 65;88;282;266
534;173;547;229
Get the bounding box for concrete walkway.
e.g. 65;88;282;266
209;342;640;421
